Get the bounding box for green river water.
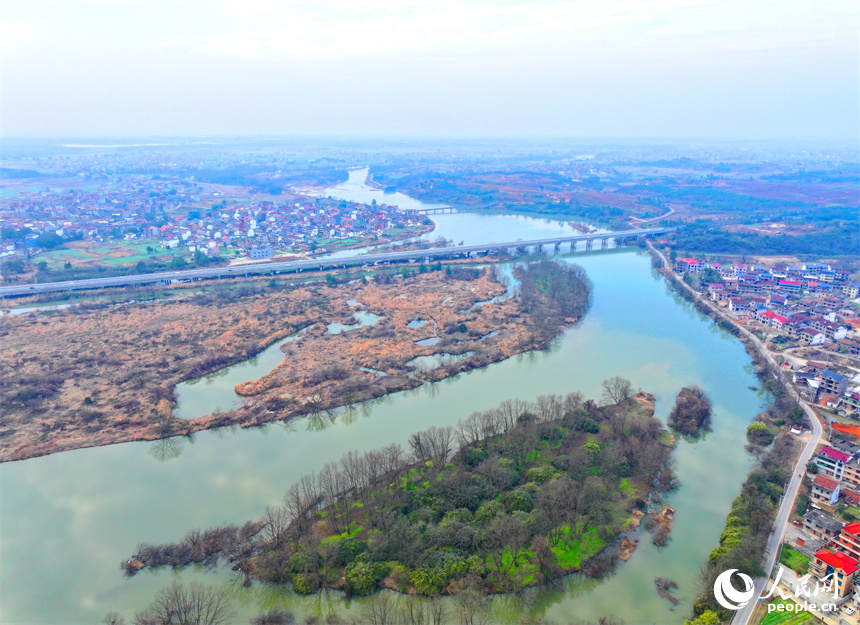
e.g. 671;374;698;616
0;170;764;624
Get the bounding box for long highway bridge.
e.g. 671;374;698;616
0;227;673;297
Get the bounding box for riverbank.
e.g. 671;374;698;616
647;241;821;624
0;261;589;462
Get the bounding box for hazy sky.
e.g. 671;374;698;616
1;0;858;141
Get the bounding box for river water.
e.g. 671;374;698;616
0;170;764;625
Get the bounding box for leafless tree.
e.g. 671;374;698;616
132;581;233;625
251;608;295;625
409;426;455;463
103;612;125;625
601;376;633;405
485;514;530;576
428;597;447;625
452;578;490;625
534;394;565;423
262;504;290;548
357;592;398;625
398;596;428;625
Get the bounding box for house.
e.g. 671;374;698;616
799;328;826;345
843;283;860;299
803;509;844;540
248;246;273;260
836;522;860;561
843;393;860;415
821;370;849;397
819;394;841;410
817;446;852;481
779;280;803;293
837;339;860;356
812;475;842;504
844;489;860;508
809;550;859;598
729;298;747;312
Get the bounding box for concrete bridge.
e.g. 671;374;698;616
413;207;457;215
0;227;673;298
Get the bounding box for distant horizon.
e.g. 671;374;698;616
2;133;858;148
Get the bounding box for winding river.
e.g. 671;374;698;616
0;169;765;624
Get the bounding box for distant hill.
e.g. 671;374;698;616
0;167;45;179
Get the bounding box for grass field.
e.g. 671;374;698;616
550;524;607;569
778;546;810;574
32;239;185;269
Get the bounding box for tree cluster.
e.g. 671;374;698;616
128;385;675;599
514;260;592;341
667;386;712;438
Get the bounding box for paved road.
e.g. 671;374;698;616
0;227;672;297
646;243;824;625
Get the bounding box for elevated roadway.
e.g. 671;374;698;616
0;227;673;297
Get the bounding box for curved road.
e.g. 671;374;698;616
647;242;823;625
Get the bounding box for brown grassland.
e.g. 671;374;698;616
0;267;574;462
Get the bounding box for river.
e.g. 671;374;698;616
0;169;764;624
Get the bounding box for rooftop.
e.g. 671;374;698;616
804;509;845;533
820;447;852;463
813;475;841;491
814;549;859;575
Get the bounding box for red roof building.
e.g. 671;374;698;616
815;475;841;490
810;550;860;597
815;549;859;575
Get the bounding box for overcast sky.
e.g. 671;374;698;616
1;0;858;141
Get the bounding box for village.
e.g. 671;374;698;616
676;255;860;623
0;174;430;274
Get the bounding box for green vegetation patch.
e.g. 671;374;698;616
550;525;607;570
778;546;810;574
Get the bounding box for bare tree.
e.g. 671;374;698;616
409;426;455;463
251;608;295;625
428;597;447;625
398;596;428;625
601;376;633;405
103;612;125;625
262;504;290;548
132;581;233;625
358;593;398;625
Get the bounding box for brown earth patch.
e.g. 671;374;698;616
0;268;573;462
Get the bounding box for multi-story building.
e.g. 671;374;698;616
804;509;844;541
836;523;860;562
809;550;859;598
812;475;842;504
816;447;851;481
821;370;849;397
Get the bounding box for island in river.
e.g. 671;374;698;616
125;390;675;598
0;259;591;462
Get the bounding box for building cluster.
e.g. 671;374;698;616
0;174;426;261
0;177;201;258
675;259;860;416
150;198;424;259
789;443;860;604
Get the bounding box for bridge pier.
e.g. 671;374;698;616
585;239;593;250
